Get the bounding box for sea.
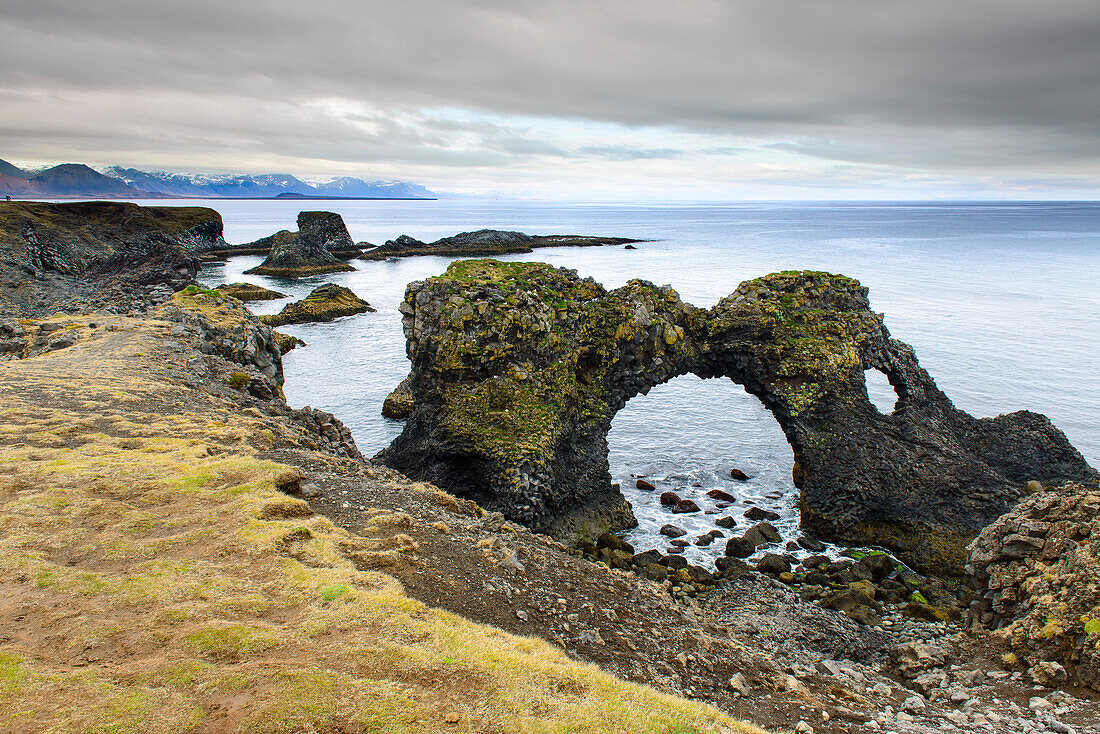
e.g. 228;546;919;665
186;199;1100;566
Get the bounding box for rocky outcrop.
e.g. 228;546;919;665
380;261;1094;572
259;284;374;327
159;285;285;392
966;482;1100;690
381;375;414;419
215;282;287;301
243;212;358;276
359;229;642;260
0;201;226;277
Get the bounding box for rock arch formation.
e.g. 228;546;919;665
380;260;1095;573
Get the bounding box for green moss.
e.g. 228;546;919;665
319;583;349;602
0;652;26;695
185;624;280;659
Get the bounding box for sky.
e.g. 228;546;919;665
1;0;1098;200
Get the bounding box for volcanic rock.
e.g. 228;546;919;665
671;499;701;513
659;491;680;506
967;481;1100;690
244;212;357;277
706;489;736;502
744;507;781;522
659;524;687;538
378;260;1094;567
359;229;643;260
260;284;373;327
636;478;656;490
215;282;287;301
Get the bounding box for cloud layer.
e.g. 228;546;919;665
2;0;1098;198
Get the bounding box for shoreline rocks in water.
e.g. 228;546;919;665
215;282;287;301
379;259;1095;573
358;228;644;260
259;283;374;327
244;211;358;277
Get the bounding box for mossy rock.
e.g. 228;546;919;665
260;284;374;327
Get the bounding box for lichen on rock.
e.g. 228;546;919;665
260;283;374;327
967;481;1100;690
244;211;357;277
381;261;1095;571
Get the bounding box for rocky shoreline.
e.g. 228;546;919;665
2;201;1099;734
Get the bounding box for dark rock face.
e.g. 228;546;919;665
259;283;374;327
244;211;356;277
967;482;1100;690
0;201;228;317
359;229;642;260
379;260;1095;571
0;201;225;277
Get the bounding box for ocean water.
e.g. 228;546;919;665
189;199;1100;565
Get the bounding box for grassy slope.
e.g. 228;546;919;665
0;315;764;734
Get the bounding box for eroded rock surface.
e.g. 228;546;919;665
967;481;1100;690
260;283;374;327
215;282;287;301
381;260;1094;573
244;211;357;277
359;228;642;260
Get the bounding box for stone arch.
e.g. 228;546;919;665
607;372;795;545
380;260;1095;574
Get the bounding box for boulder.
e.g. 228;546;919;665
725;522;781;558
729;468;750;481
706;489;736;502
967;482;1100;690
244;212;357;277
671;499;701;513
636;478;656;490
744;507;781;522
260;284;374;327
756;553;792;575
659;524;687;538
379;261;1095;564
659;491;680;506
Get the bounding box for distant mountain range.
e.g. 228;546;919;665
0;158;436;200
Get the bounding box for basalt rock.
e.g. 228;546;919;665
0;201;226;277
244;212;357;277
260;284;374;327
379;260;1094;569
381;375;414;419
359;229;643;260
215;282;287;301
967;482;1100;690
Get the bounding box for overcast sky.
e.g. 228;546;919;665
2;0;1098;199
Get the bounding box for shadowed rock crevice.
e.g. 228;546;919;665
380;260;1095;574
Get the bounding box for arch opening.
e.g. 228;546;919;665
865;367;901;415
607;373;796;567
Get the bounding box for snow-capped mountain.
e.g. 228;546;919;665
102;167;435;199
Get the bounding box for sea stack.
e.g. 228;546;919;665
244;211;357;277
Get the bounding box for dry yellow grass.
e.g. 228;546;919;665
0;315;767;734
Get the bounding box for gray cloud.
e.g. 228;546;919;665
1;0;1098;191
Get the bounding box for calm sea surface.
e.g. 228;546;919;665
187;199;1099;565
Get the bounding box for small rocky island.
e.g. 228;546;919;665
260;283;374;327
359;228;644;260
243;211;359;276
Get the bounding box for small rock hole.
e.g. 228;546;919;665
865;368;900;414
